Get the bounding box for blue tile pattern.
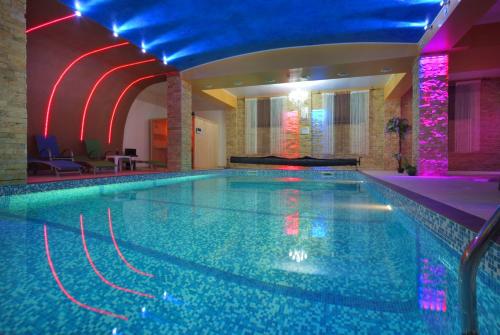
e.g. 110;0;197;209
0;169;498;334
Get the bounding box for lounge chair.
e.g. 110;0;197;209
33;136;83;176
28;157;83;176
76;139;116;174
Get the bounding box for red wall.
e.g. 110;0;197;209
27;0;175;156
448;78;500;171
447;22;500;171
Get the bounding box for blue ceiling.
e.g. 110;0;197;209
59;0;442;70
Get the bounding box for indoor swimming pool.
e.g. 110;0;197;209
0;170;498;334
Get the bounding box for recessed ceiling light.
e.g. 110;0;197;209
162;55;168;65
112;24;119;37
337;72;349;77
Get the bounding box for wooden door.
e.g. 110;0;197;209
194;117;219;169
149;118;167;163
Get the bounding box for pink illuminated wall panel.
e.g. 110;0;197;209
416;54;449;176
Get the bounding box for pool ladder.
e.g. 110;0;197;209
459;206;500;335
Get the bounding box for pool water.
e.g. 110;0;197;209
0;173;498;334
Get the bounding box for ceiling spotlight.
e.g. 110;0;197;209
74;0;82;16
380;67;392;74
112;24;119;37
162;55;168;65
440;0;450;6
141;41;146;54
337;72;349;77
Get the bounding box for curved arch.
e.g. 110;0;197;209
107;73;170;144
43;42;129;137
26;13;77;33
43;225;128;320
79;58;156;141
80;215;155;299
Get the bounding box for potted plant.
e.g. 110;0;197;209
402;158;417;176
385;117;411;173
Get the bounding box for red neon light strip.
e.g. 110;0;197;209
107;208;154;277
43;225;128;320
26;14;77;33
43;42;129;137
107;74;165;144
80;58;156;141
80;215;155;299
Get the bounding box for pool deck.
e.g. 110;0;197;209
363;170;500;222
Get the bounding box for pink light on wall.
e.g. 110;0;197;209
80;58;156;141
26;13;77;33
417;54;449;176
43;42;130;137
43;225;128;320
282;110;300;158
107;73;166;144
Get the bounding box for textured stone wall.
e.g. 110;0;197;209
0;0;27;185
449;78;500;171
225;98;244;160
413;55;449;176
400;89;413;164
383;98;401;170
229;89;397;170
166;76;192;171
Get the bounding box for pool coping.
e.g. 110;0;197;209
358;171;499;245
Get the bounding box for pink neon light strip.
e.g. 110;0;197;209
26;14;77;33
107;208;154;277
43;225;128;320
43;42;130;137
80;215;155;299
79;58;156;141
107;74;165;144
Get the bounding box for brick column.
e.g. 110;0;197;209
167;76;192;171
412;54;449;176
0;1;27;185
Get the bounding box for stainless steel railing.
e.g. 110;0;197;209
459;207;500;335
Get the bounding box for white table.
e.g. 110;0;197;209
105;155;133;173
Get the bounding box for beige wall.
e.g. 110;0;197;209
0;0;27;184
227;88;403;170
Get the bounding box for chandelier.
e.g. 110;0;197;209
288;89;309;106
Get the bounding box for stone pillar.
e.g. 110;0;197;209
412;54;449;176
0;1;27;185
166;76;192;171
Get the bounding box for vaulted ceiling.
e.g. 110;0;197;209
58;0;443;70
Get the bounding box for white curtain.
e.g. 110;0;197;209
454;81;480;153
321;93;335;156
245;98;258;155
270;96;286;155
349;91;369;155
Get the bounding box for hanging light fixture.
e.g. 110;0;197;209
288;88;309;106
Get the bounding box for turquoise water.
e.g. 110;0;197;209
0;174;498;334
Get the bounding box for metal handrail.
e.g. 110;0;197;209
459;207;500;335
